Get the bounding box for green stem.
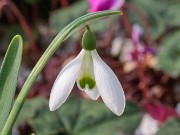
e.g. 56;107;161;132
1;10;121;135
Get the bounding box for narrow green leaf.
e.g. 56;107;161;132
0;35;23;131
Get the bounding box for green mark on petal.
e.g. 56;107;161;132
79;76;96;89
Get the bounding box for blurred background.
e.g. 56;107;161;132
0;0;180;135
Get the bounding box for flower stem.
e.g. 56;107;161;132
86;25;91;31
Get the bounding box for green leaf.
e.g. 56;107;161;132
0;35;23;131
157;117;180;135
15;97;47;126
29;102;66;135
162;1;180;26
156;31;180;78
72;99;142;135
17;96;143;135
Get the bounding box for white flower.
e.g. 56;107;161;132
49;49;125;115
49;26;125;116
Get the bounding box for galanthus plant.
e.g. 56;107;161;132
49;26;125;115
0;11;124;135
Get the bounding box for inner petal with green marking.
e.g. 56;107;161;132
77;50;96;91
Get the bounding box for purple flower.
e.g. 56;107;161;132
131;24;156;61
88;0;125;12
132;24;142;46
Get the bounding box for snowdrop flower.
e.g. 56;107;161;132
49;26;125;116
88;0;125;12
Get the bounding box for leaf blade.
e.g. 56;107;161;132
0;35;23;131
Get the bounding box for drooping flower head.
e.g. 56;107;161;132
49;26;125;116
88;0;125;12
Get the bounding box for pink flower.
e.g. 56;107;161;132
131;24;156;61
88;0;125;12
143;102;178;123
132;24;143;46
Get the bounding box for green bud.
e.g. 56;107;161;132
82;26;96;51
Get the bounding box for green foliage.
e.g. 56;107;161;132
50;0;88;33
0;35;23;132
49;0;116;38
157;31;180;78
127;0;180;77
127;0;180;39
15;97;47;126
127;0;165;39
163;2;180;26
157;117;180;135
16;96;143;135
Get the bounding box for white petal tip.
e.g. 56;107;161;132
49;100;61;111
49;104;57;111
110;106;125;116
110;100;126;116
94;97;99;100
115;109;125;116
90;96;99;101
49;107;55;111
85;87;100;101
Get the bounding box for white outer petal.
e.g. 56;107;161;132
91;50;125;116
49;50;85;111
85;86;100;100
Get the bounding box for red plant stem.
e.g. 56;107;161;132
60;0;69;8
0;0;41;59
2;7;16;24
121;9;150;99
123;3;152;47
121;12;139;61
0;0;6;14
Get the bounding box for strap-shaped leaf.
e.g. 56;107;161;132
0;35;23;131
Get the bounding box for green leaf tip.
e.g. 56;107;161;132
11;35;23;45
119;11;123;15
103;10;123;15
